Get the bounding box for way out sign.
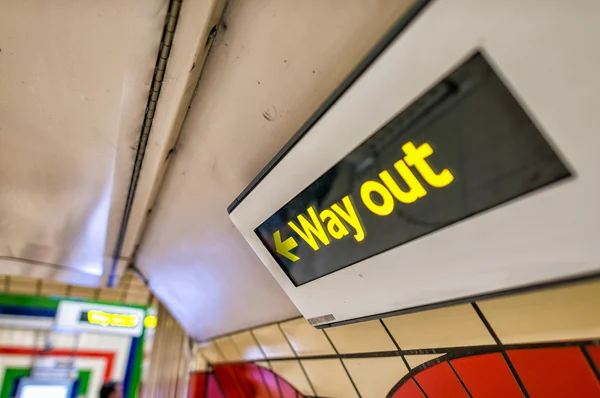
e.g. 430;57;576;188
254;53;569;287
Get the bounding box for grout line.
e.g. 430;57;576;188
146;293;155;307
272;362;284;398
380;320;430;398
226;333;258;367
471;303;530;398
379;319;401;351
322;329;362;398
249;329;278;398
210;369;227;397
248;329;268;360
196;350;224;398
196;316;304;344
212;340;228;364
225;335;244;361
196;345;211;368
448;361;473;398
255;362;274;398
202;368;209;397
469;303;503;345
193;339;600;364
196;346;226;398
120;275;133;302
277;323;317;397
272;363;284;397
581;345;600;382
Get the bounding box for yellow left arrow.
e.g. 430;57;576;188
274;230;300;262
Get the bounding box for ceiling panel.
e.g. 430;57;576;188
136;0;416;340
0;0;168;285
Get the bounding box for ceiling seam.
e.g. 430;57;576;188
108;0;183;287
117;0;227;292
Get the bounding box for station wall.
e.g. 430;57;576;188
189;278;600;397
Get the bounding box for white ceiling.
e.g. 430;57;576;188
0;0;167;285
0;0;416;340
136;0;416;340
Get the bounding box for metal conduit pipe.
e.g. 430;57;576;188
108;0;183;287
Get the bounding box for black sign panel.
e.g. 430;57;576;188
255;52;570;287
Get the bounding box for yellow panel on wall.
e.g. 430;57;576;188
270;360;315;396
69;286;96;299
324;320;396;353
230;331;264;361
477;279;600;344
301;359;358;398
215;336;243;362
40;280;68;296
98;288;122;302
252;324;295;358
280;317;336;356
190;349;208;372
7;276;37;295
343;357;408;398
199;340;224;364
383;304;495;349
255;361;270;369
125;291;150;305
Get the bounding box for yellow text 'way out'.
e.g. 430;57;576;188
273;141;454;262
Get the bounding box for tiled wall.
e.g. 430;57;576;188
189;278;600;398
0;272;154;306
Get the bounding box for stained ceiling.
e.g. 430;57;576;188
0;0;416;340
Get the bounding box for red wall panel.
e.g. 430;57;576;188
391;378;427;398
188;373;206;398
508;347;600;398
451;353;523;398
415;362;469;398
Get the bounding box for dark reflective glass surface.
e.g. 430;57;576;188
255;52;571;287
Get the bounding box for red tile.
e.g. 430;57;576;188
508;347;600;398
188;372;206;398
587;346;600;372
278;377;298;398
451;353;523;398
259;365;283;398
415;362;469;398
246;364;273;398
214;365;253;398
206;374;225;398
391;378;427;398
214;364;277;398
